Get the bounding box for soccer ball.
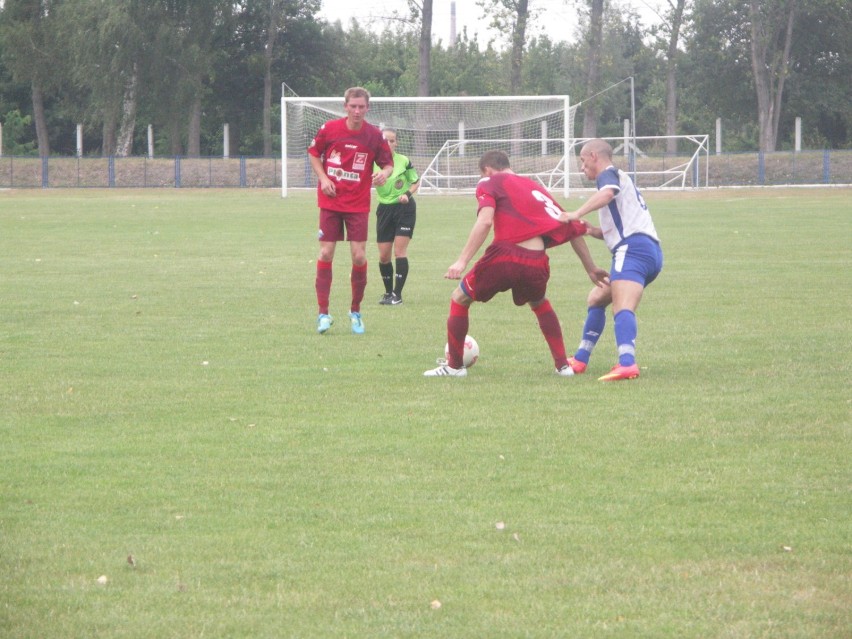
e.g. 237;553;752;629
445;335;479;368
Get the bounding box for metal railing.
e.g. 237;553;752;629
0;151;848;189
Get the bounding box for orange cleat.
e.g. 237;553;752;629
567;356;587;374
598;363;640;381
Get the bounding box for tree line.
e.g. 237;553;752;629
0;0;848;158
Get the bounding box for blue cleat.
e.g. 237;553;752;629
317;314;333;334
349;311;365;334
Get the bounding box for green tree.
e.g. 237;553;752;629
0;0;66;156
1;108;37;155
56;0;149;156
783;0;851;148
748;0;797;152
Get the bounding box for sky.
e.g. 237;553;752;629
317;0;664;47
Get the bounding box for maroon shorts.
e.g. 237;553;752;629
318;209;369;242
461;241;550;305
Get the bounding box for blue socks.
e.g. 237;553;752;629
574;306;606;364
614;309;637;366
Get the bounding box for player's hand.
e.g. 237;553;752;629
319;177;336;197
398;194;409;203
372;171;388;186
588;267;610;288
585;223;604;240
444;260;466;280
559;210;580;223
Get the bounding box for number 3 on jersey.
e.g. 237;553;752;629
531;189;562;220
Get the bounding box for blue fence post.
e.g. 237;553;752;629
823;149;830;184
175;156;181;188
108;156;115;187
758;151;765;185
41;156;49;188
240;156;247;187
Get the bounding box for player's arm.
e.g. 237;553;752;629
400;175;420;203
372;162;393;186
445;207;494;280
309;154;336;197
569;235;610;288
372;138;394;186
559;187;616;222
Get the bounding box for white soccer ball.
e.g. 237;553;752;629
445;335;479;368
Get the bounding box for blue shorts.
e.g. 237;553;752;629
610;234;663;286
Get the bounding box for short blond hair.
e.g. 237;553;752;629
344;87;370;104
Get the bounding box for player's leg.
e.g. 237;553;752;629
611;279;645;365
316;209;342;334
530;298;571;374
392;235;411;302
346;214;369;334
376;205;395;303
569;284;611;373
391;202;415;303
316;240;337;314
598;237;661;380
424;286;471;377
446;286;472;368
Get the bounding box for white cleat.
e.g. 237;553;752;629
423;363;467;377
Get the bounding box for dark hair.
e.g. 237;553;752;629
479;149;511;172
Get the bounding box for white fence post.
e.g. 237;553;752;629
716;118;722;155
623;119;630;157
77;124;83;158
148;125;154;159
224;123;230;158
795;117;802;153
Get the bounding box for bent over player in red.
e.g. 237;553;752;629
424;149;610;377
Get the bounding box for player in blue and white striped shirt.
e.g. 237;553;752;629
558;138;664;381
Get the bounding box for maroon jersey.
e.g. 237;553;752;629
475;172;586;247
308;118;392;213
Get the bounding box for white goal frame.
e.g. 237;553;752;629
281;94;575;198
570;134;711;190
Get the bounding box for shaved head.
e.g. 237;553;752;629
582;138;613;159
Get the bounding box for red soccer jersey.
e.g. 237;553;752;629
308;118;393;213
475;172;586;247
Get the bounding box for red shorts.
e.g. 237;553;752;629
318;208;369;242
461;241;550;306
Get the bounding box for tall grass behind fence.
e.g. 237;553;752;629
0;150;849;189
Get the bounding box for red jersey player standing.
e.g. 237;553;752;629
424;149;609;377
308;87;393;335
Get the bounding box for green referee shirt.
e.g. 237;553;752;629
374;153;419;205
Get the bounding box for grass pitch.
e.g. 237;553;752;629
1;187;850;638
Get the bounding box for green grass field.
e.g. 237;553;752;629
1;187;850;638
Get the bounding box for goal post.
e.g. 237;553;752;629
281;94;578;197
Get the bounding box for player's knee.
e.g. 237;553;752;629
451;287;472;306
587;287;610;307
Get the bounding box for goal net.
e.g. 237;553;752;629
281;95;578;197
